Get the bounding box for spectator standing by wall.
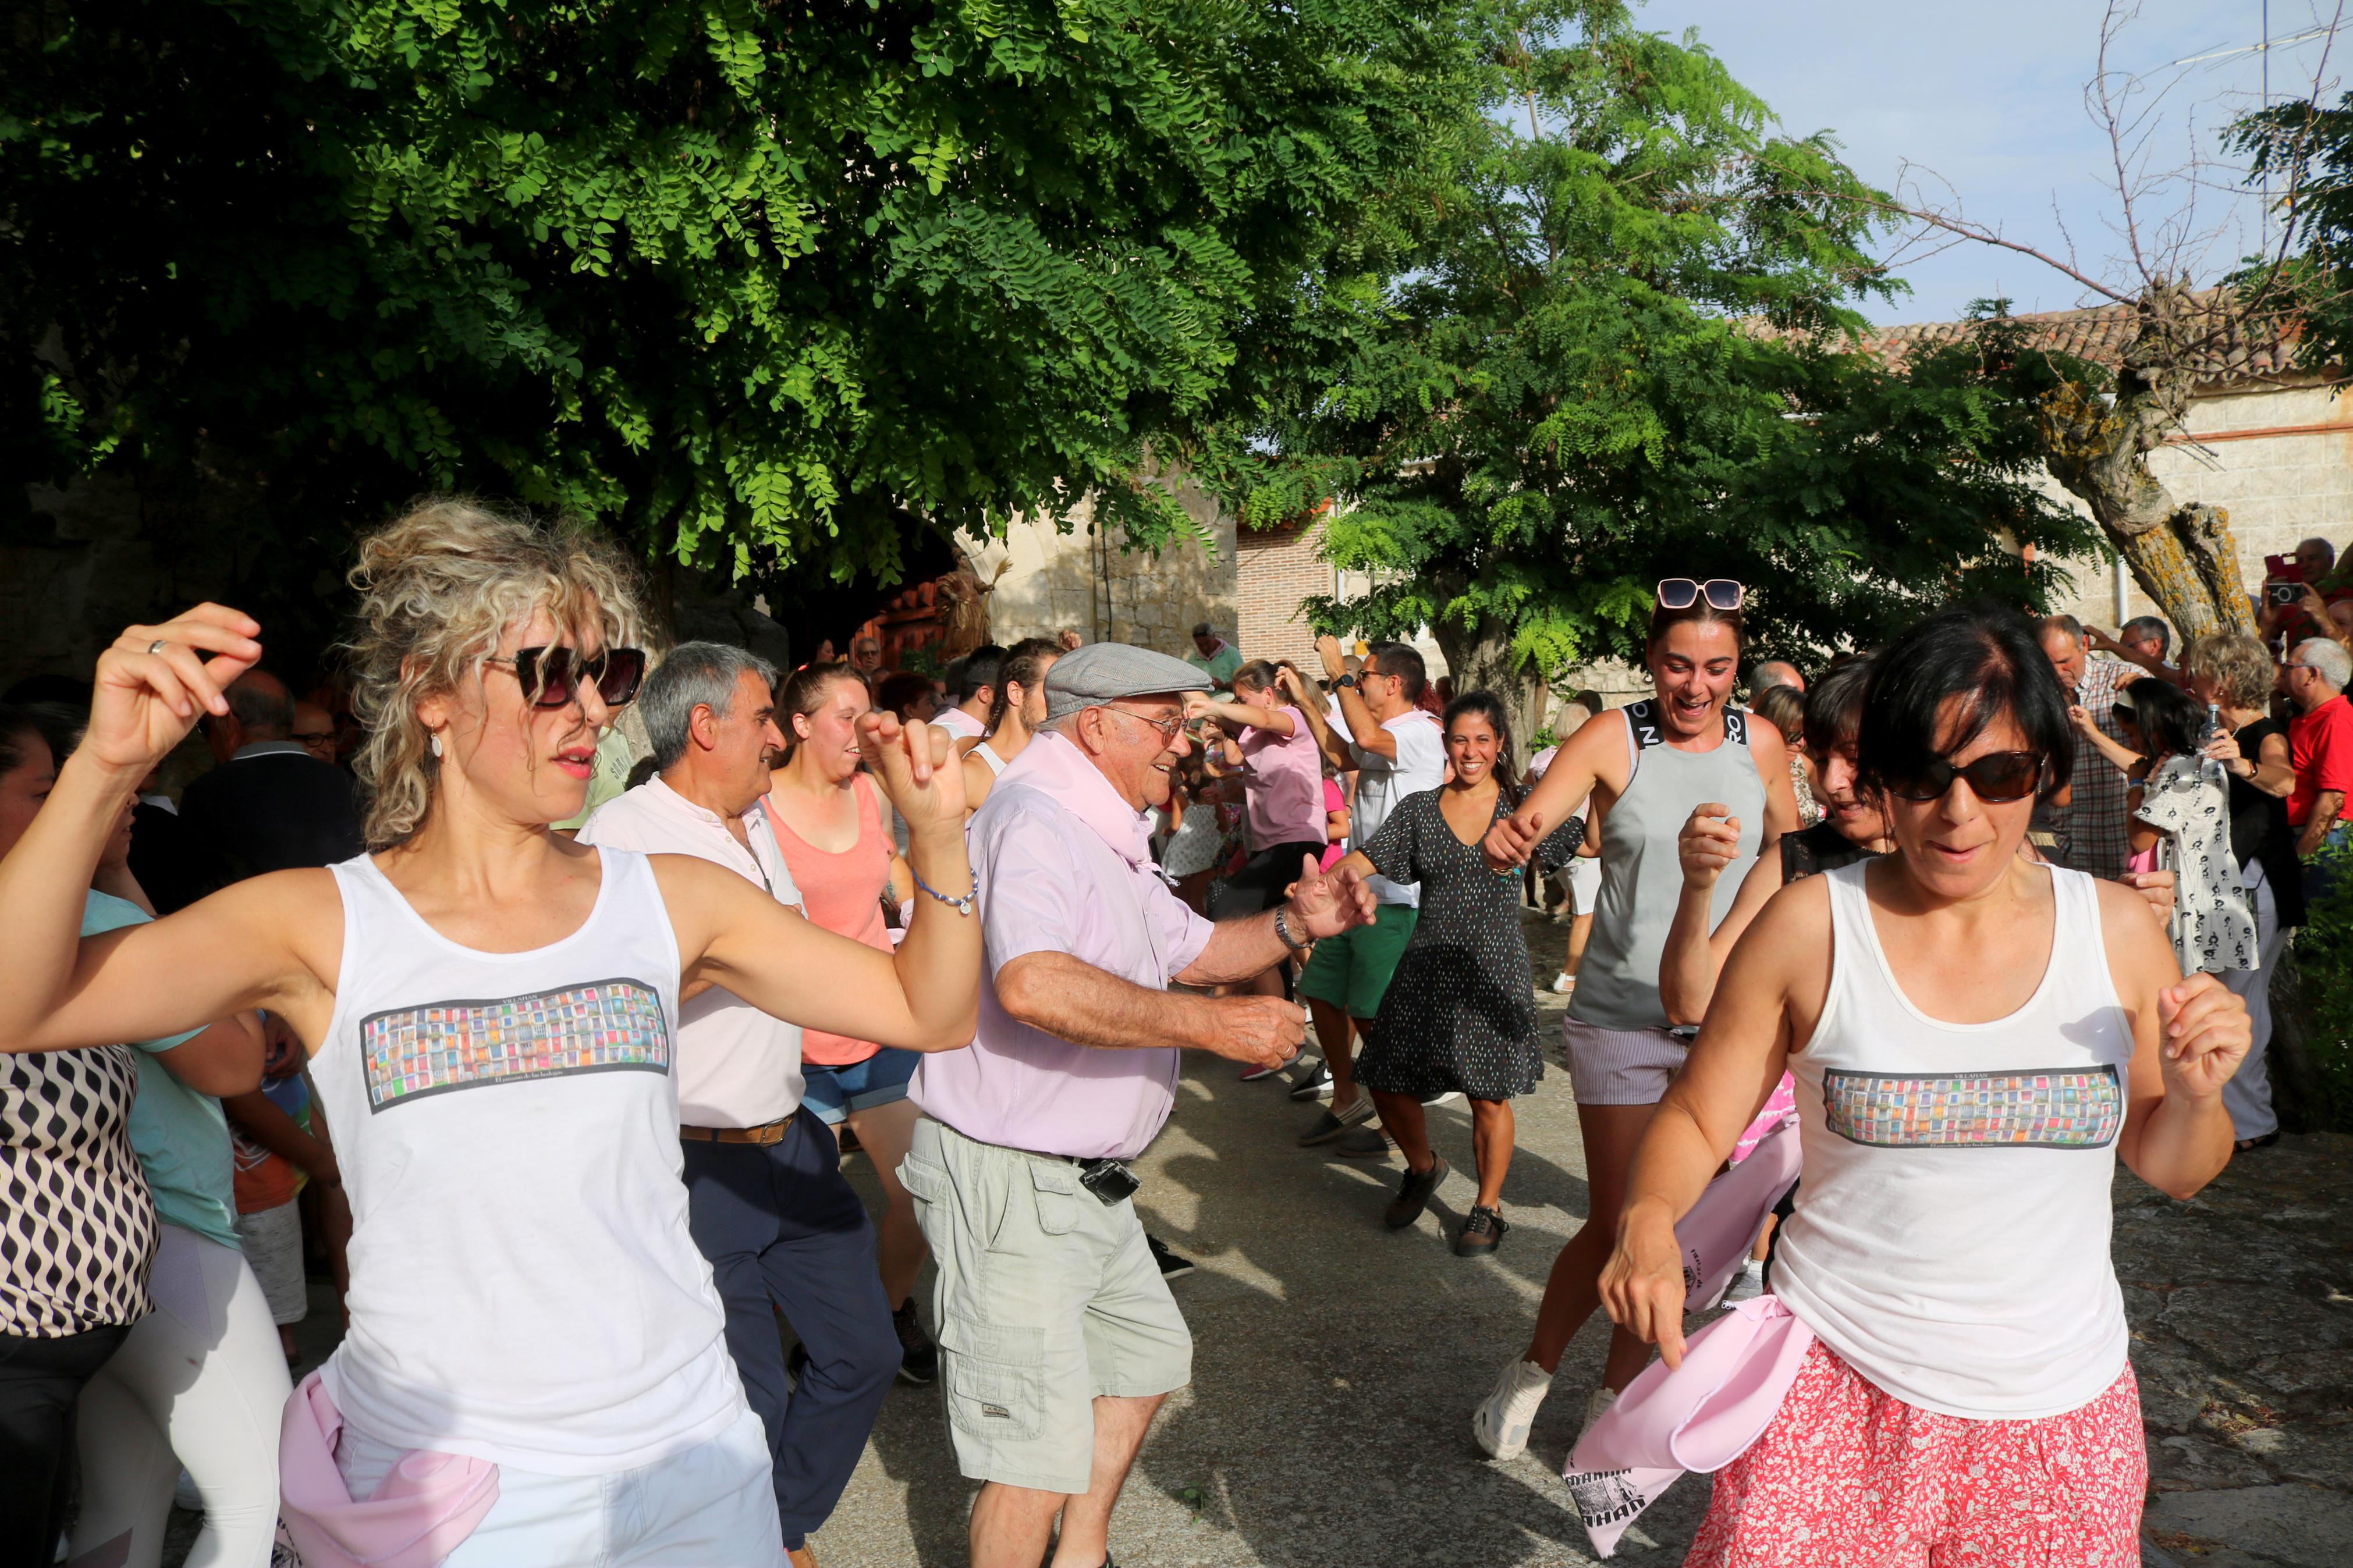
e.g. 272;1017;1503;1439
2185;632;2305;1149
1184;622;1244;692
2285;637;2353;901
2039;616;2139;878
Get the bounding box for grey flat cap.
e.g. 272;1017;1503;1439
1042;642;1211;723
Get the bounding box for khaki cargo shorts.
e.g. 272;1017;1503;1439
899;1117;1193;1495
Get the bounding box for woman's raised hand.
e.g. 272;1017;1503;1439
86;606;264;781
1678;802;1742;892
857;709;968;836
2157;972;2252;1103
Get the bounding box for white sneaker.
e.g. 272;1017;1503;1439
1550;971;1575;994
1472;1356;1554;1460
1722;1257;1766;1305
1579;1386;1619;1438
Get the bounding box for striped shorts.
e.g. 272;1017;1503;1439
1561;1019;1688;1105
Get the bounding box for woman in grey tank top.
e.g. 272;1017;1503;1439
1472;584;1798;1460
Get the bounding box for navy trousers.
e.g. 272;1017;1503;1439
681;1114;900;1552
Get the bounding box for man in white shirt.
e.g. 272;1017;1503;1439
579;642;896;1568
1288;636;1447;1151
931;645;1004;742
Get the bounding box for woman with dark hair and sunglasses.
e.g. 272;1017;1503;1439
0;500;982;1567
1473;578;1800;1457
1598;603;2248;1565
1326;692;1584;1253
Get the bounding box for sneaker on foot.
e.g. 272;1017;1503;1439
1297;1095;1374;1146
1147;1235;1195;1279
1421;1089;1463;1107
1331;1125;1392;1159
1471;1355;1554;1460
1579;1386;1619;1438
1454;1204;1508;1257
1287;1061;1334;1100
1549;971;1576;994
1384;1154;1448;1228
893;1299;938;1385
1722;1257;1766;1305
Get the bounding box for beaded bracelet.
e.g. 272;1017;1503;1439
910;865;981;916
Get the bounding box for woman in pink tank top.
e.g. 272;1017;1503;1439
766;664;935;1381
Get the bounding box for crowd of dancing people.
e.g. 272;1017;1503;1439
17;496;2353;1566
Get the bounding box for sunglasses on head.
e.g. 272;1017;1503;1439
1887;749;2045;803
1656;578;1745;612
489;645;648;710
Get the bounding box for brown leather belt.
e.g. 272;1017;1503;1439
680;1113;795;1146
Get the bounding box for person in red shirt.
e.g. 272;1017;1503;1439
2284;637;2353;901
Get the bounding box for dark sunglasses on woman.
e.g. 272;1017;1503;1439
1888;749;2045;803
490;645;648;709
1656;578;1745;611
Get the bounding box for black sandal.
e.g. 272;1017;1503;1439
2235;1130;2281;1152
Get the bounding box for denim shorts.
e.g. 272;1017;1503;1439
798;1046;920;1125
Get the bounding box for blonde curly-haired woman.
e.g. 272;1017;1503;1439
0;500;981;1567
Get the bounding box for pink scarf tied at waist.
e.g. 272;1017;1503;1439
1563;1117;1806;1558
279;1372;499;1568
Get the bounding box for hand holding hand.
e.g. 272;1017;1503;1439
1285;854;1376;941
1204;993;1305;1069
1482;809;1543;870
1598;1203;1691;1370
1678;803;1741;892
858;709;968;837
2156;972;2251;1101
86;606;265;783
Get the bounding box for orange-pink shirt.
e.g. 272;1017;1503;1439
769;775;893;1066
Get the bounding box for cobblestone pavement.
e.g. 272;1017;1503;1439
167;913;2353;1566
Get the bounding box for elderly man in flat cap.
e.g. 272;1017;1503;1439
904;643;1374;1568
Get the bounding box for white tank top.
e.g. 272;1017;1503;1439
1774;860;2134;1420
976;738;1009;777
310;850;743;1473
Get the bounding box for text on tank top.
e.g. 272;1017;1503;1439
1773;861;2133;1421
307;849;741;1474
769;774;894;1066
1570;701;1763;1031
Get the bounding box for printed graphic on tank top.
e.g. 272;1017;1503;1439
308;849;743;1475
1774;861;2134;1421
1570;700;1763;1032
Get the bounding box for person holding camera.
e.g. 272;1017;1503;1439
902;643;1374;1568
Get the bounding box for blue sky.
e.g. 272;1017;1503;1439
1635;1;2347;324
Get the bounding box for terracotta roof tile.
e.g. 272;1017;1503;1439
1804;291;2306;382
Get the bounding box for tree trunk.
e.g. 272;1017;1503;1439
2032;282;2258;641
1428;604;1547;769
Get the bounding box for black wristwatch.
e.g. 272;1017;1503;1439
1333;674;1357;690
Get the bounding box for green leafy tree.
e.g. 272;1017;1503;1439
1196;1;2093;737
3;0;1475;652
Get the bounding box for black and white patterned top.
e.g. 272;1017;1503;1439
2136;755;2260;976
1;1044;157;1337
1354;789;1583;1101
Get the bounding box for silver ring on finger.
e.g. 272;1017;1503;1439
147;639;169;656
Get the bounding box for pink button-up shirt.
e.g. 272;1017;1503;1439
576;776;807;1126
912;731;1213;1160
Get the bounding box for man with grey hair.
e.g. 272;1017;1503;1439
907;641;1375;1568
1749;659;1804;695
178;667;363;897
579;642;894;1568
2285;635;2353;900
2089;614;2185;684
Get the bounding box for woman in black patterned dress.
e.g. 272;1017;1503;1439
1335;692;1582;1256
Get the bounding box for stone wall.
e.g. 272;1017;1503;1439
959;477;1237;659
2044;378;2353;632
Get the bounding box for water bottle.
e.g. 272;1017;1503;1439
2205;703;2228;791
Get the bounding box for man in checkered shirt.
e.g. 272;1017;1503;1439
2039;614;2142;878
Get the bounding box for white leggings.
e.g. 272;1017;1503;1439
69;1224;293;1568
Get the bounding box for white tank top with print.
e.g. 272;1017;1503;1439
1774;860;2134;1420
308;849;742;1473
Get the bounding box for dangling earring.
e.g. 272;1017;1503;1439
429;732;443;759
